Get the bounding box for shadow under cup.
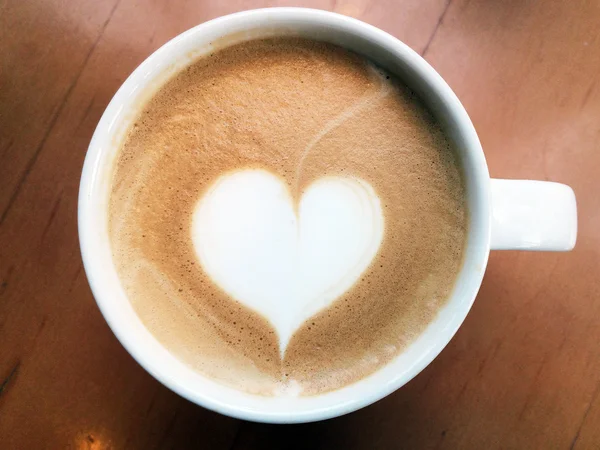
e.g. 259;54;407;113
78;8;491;423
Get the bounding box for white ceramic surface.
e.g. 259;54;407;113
78;8;578;423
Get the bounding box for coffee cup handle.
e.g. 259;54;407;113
490;179;577;251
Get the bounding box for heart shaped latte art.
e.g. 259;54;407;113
192;169;384;353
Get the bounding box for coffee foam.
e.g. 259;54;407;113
192;169;384;352
109;38;467;396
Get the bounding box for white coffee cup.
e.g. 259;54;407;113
78;8;577;423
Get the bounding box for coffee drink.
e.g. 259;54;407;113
109;38;467;396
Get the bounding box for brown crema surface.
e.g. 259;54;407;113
109;38;467;395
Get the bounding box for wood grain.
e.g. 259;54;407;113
1;0;598;448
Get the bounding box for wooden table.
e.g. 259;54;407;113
1;1;599;448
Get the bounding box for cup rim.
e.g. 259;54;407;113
78;7;491;423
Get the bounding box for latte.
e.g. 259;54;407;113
109;38;467;395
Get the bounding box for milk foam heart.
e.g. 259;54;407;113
192;169;384;353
